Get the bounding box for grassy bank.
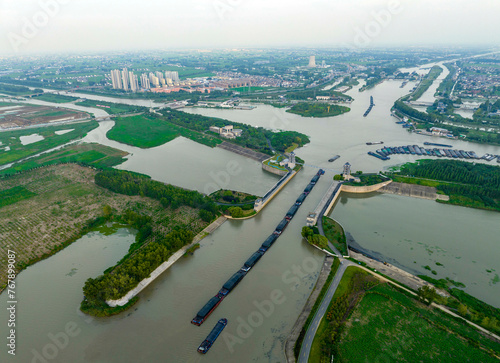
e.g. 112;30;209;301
0;121;98;166
107;114;222;148
322;217;348;256
287;102;350;118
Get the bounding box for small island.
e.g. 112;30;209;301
287;102;350;118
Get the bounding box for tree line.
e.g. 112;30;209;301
159;109;310;153
399;160;500;211
94;169;219;221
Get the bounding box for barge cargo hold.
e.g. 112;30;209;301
286;205;299;220
368;151;389;160
219;271;246;296
197;318;227;354
273;218;290;235
328;155;340;162
191;296;224;326
241;252;264;272
295;193;307;206
423;142;453;148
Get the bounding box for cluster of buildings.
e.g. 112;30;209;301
455;62;500;99
209;125;243;139
213;71;289;88
110;68;180;92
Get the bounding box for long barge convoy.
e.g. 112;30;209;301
367;144;491;161
191;170;325;326
197;318;227;354
363;96;375;117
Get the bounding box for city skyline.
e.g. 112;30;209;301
1;0;500;55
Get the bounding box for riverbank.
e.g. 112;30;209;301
106;216;227;307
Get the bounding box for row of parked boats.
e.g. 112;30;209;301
367;144;494;161
193;169;326;353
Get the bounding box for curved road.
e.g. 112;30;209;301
297;259;354;363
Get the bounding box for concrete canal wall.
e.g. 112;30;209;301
379;182;449;201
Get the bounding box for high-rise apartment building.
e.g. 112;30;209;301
111;69;122;89
129;72;139;92
121;68;129;91
140;73;150;89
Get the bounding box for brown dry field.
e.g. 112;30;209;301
0;164;207;292
0;105;88;128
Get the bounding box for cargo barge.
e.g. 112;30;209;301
366;141;383;145
328;155;340;162
191;296;224;326
197;318;227;354
423;142;453;148
219;271;246;296
368;151;389;160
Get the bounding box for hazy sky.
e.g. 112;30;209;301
1;0;499;55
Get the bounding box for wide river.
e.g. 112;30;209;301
1;68;500;363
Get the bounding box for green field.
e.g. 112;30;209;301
0;143;128;176
75;99;146;115
34;94;79;103
322;217;348;255
107;114;221;148
0;186;37;207
337;285;499;362
308;266;500;363
0;121;99;166
287;102;350;118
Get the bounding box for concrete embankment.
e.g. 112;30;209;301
262;161;289;176
254;170;298;212
216;141;269;162
284;256;334;363
379;182;450;201
106;216;227;307
341;180;392;194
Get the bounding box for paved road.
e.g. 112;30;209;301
298;260;354;363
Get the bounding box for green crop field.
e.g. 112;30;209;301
0;143;128;176
309;268;500;363
337;289;499;362
107;114;221;148
0;186;37;208
0;121;99;166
